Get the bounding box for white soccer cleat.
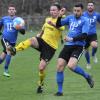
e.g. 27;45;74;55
93;56;98;63
86;64;91;69
3;72;10;77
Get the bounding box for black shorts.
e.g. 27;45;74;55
85;34;97;49
59;45;83;63
1;38;15;54
36;37;56;62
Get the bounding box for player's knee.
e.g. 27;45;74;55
57;60;65;71
91;41;98;48
39;59;47;71
67;62;76;69
30;37;39;48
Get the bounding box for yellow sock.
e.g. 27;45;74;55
15;39;31;51
38;70;45;86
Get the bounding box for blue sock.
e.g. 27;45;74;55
85;51;90;64
0;58;4;64
56;72;64;93
72;65;89;79
92;47;97;57
4;55;11;72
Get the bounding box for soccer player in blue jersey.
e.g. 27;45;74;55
0;4;25;77
83;1;100;69
55;3;94;96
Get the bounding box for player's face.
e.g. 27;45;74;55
87;3;94;12
8;7;16;16
73;7;82;17
50;6;59;18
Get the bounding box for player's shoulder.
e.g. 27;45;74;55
2;16;10;19
64;14;74;20
67;14;73;18
45;17;52;21
81;16;88;23
94;12;100;16
83;11;87;14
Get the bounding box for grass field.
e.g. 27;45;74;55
0;29;100;100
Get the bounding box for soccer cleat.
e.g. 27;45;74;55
3;72;10;77
37;81;44;93
93;56;98;63
54;92;63;96
86;64;91;69
37;86;43;93
86;75;94;88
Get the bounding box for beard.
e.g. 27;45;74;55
88;8;94;12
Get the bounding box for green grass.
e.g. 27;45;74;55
0;30;100;100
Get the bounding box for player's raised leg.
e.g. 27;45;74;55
67;57;94;88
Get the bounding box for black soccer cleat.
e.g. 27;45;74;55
86;75;94;88
37;86;43;93
54;92;63;96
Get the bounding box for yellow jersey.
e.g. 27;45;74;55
41;17;65;49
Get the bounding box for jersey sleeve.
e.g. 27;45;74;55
59;26;65;31
97;13;100;23
61;16;69;26
82;18;89;34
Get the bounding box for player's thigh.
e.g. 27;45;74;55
1;38;12;54
57;45;71;71
39;44;56;70
67;46;83;69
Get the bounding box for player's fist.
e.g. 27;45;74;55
64;36;73;42
15;25;22;30
59;8;66;17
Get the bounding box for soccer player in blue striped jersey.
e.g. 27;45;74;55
55;3;94;96
0;4;25;77
83;1;100;69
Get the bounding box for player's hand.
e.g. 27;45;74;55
47;21;56;27
64;36;73;42
59;8;66;17
36;33;41;37
14;25;22;30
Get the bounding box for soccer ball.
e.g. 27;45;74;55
13;17;25;29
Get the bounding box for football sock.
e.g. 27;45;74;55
4;54;11;72
56;72;64;93
72;65;89;79
92;47;97;57
85;51;90;64
38;70;45;86
15;39;31;51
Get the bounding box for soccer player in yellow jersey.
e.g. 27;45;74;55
8;3;65;93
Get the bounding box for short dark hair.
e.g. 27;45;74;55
8;4;15;8
74;3;84;9
88;1;95;5
52;2;61;10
